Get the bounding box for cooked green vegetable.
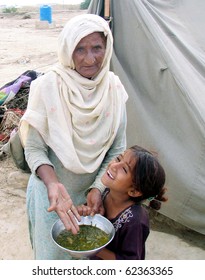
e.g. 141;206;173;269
56;224;110;251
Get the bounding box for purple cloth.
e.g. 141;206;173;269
107;204;150;260
91;189;150;260
2;75;31;95
0;75;31;105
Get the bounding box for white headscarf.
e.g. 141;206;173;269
20;14;128;174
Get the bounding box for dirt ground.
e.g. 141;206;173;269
0;6;205;260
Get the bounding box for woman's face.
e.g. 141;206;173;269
72;32;106;79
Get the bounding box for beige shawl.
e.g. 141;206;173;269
20;14;128;174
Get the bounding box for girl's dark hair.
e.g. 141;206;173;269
130;145;168;210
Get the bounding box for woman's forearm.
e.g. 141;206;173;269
36;164;58;186
24;126;54;174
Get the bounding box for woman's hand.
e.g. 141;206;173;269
36;164;81;234
86;188;105;216
47;182;81;234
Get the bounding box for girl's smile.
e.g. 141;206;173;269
106;169;114;180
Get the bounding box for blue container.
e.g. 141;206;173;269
40;5;52;24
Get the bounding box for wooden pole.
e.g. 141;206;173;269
104;0;110;18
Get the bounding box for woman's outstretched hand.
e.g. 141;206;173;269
47;182;81;234
36;164;81;234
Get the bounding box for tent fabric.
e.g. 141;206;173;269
89;0;205;234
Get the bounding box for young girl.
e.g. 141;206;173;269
78;145;167;260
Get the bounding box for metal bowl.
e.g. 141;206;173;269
51;214;115;259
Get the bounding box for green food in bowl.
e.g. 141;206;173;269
56;224;110;251
51;214;115;258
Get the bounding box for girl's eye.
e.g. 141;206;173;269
123;167;128;174
116;156;121;162
115;156;128;173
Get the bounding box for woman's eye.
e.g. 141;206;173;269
75;47;84;53
94;45;102;50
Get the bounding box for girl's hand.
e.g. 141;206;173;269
76;204;92;216
47;182;81;234
86;188;105;216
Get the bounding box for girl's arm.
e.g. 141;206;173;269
95;247;116;260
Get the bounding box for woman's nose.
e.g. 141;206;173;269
84;51;95;64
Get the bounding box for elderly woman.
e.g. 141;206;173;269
19;14;128;260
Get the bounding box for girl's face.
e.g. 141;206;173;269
72;32;106;79
101;150;138;196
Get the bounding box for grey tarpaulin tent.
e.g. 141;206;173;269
88;0;205;234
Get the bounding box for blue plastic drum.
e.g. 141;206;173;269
40;5;52;24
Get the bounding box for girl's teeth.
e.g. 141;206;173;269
107;170;114;179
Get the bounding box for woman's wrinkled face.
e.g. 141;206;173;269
72;32;106;79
